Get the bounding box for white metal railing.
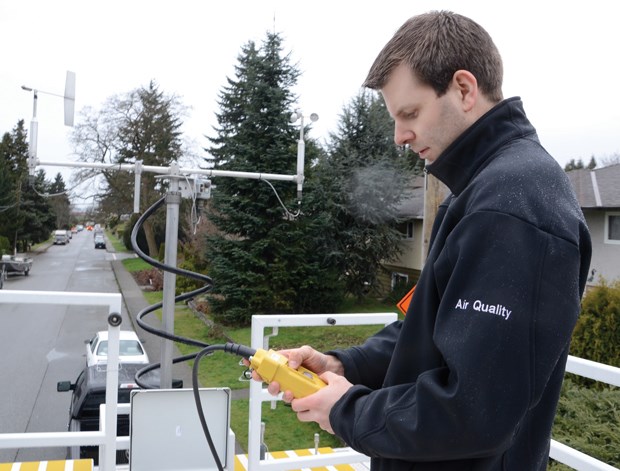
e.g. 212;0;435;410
1;293;619;471
248;314;620;471
549;356;620;470
0;290;123;471
247;313;398;471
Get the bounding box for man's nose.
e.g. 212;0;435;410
394;124;413;146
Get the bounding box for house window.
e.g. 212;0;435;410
605;212;620;244
391;272;409;291
397;221;414;239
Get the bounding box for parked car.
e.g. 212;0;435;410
94;234;106;249
85;330;149;367
57;363;182;465
54;230;70;245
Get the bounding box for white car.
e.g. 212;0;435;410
85;330;149;367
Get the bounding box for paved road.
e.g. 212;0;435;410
0;231;194;463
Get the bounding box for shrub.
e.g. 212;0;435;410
133;268;164;291
0;236;10;256
123;213;148;254
552;378;620;467
550;278;620;468
570;279;620;368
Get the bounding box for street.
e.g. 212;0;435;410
0;230;137;463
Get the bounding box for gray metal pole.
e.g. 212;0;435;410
160;175;181;388
29;91;39;166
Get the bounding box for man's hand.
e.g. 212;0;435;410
290;371;353;434
246;345;344;388
243;345;349;432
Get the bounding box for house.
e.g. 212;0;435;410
379;176;425;294
381;164;620;296
567;163;620;285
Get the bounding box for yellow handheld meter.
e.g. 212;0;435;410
250;349;326;398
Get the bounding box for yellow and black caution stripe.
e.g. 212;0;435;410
234;447;369;471
0;459;93;471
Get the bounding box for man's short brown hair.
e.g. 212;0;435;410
364;11;503;102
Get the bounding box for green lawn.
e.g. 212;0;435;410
105;230;132;253
121;257;400;452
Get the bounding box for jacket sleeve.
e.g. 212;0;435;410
329;211;584;461
327;320;402;389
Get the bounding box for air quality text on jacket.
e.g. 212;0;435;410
455;298;512;320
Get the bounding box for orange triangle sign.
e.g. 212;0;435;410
396;285;416;316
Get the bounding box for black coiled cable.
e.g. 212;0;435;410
129;195;231;471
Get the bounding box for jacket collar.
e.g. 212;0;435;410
425;97;537;196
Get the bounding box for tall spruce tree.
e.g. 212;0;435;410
205;32;341;325
0;121;55;252
21;169;57;248
70;81;186;256
48;173;72;229
115;81;185;256
0;124;24;251
314;90;422;298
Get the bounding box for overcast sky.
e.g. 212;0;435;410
2;0;619;188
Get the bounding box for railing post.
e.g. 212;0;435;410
99;313;122;471
247;313;397;471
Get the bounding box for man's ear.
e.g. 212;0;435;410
451;70;478;112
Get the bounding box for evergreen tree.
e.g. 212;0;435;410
115;81;185;256
20;169;57;248
587;155;597;170
565;158;585;172
48;172;72;228
70;81;186;257
0;121;55;252
0;131;18;220
0;127;22;250
205;32;341;324
315;91;421;298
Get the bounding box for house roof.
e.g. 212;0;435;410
396;176;425;219
567;164;620;209
396;164;620;219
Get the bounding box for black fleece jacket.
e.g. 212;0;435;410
328;98;592;470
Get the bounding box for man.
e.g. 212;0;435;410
256;11;592;470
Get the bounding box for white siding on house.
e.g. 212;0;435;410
584;209;620;284
389;220;424;270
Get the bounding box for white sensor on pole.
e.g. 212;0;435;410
292;110;318;202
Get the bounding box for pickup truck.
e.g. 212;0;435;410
54;230;70;245
57;363;182;465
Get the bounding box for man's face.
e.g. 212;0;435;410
381;64;469;164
